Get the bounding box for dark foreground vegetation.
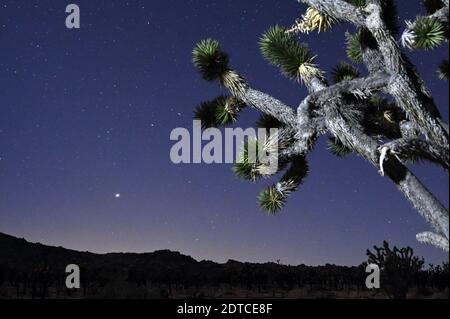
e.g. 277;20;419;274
0;233;448;299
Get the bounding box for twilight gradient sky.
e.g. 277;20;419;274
0;0;448;266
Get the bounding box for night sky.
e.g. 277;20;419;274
0;0;448;266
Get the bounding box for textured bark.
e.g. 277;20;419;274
238;88;297;127
293;0;449;250
295;77;328;154
310;71;390;101
364;2;448;146
380;138;449;170
324;102;449;242
298;0;449;148
205;1;449;251
417;232;449;252
298;0;366;26
297;71;450;247
228;69;449;250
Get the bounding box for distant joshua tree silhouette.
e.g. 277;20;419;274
367;241;424;298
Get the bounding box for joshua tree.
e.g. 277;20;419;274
367;241;424;298
191;0;449;251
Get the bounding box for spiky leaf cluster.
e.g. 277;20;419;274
256;114;283;130
260;26;320;83
413;18;446;50
438;60;449;80
361;96;405;139
192;39;249;95
368;95;386;108
194;96;244;129
331;62;360;83
233;139;269;182
194;100;219;129
217;96;245;126
327;137;353;158
192;39;229;81
259;156;309;214
346;32;363;64
220;70;249;96
287;7;335;34
259;187;285;215
282;155;309;186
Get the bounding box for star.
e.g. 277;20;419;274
115;193;121;198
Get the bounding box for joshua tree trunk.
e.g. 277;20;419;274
191;0;449;251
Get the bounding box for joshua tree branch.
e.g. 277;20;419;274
364;1;448;146
428;5;448;23
379;138;450;170
295;96;321;154
293;77;330;154
298;0;449;149
238;88;297;126
400;121;420;138
360;33;386;74
296;70;450;246
310;71;390;101
417;232;449;252
297;0;366;25
323;102;449;244
293;66;449;247
405;5;449;31
192;3;450;249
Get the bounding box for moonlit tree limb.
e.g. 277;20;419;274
241;89;297;126
379;137;449;170
298;0;449;149
417;232;449;252
297;0;366;26
191;1;449;251
320;100;449;243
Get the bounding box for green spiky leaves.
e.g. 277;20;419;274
259;187;285;215
234;138;267;182
327;137;353;158
346;32;363;64
192;39;229;82
194;100;219;129
413;18;446;50
233;132;287;182
331;62;360;83
259;156;309;215
192;39;248;95
438;60;449;80
260;26;322;84
234;139;259;182
234;161;261;182
256;114;283;130
194;96;245;129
